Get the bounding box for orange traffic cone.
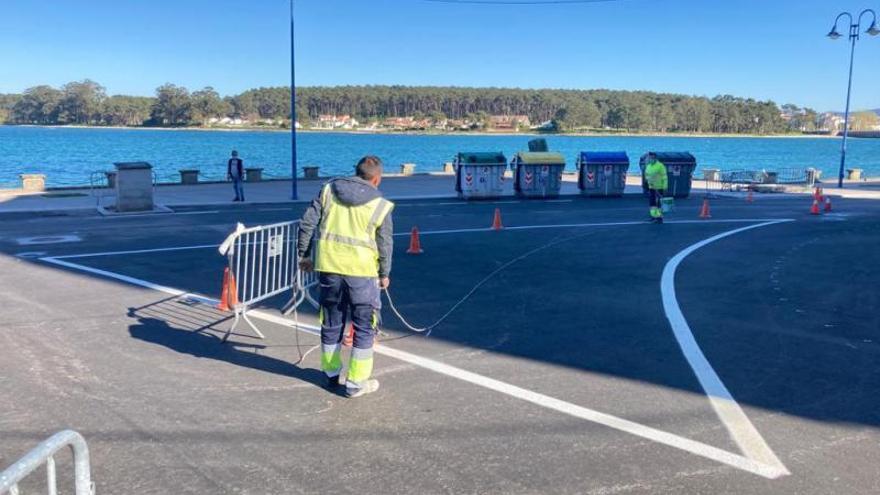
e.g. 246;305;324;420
217;267;238;311
492;208;503;230
343;324;354;346
810;199;820;215
746;190;754;203
699;198;712;219
824;196;832;212
406;226;423;254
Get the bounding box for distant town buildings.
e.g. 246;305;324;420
315;114;360;129
488;115;530;130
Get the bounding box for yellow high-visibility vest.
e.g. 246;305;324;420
314;184;394;277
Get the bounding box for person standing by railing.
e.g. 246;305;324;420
296;155;394;398
228;150;245;202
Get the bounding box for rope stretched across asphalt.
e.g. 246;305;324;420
382;228;603;336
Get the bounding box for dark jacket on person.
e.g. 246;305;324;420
297;176;394;278
228;158;243;180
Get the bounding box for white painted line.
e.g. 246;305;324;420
52;244;219;260
49;218;797;259
173;210;220;216
396;202;469;207
16;235;82;246
661;220;792;475
390;218;796;237
40;257;213;304
39;254;788;478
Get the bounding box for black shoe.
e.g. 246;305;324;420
655;217;664;224
324;375;343;390
233;197;240;202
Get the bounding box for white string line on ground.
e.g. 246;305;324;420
37;255;786;478
38;218;795;479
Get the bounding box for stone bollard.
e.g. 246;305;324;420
303;166;320;179
19;174;46;192
401;163;416;176
245;167;263;182
179;169;200;185
443;162;455;174
846;168;862;181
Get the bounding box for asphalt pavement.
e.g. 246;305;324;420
1;194;879;494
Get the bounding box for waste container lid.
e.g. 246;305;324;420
578;151;629;164
639;152;696;165
456;152;506;165
514;152;566;165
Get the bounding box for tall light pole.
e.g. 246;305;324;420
290;0;298;199
826;10;879;188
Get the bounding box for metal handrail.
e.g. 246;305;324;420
0;430;94;495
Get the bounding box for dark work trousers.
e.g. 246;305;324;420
317;273;379;379
649;188;664;218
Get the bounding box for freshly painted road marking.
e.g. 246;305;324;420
39;226;795;479
51;244;219;260
661;219;792;476
16;235;82;246
46;218;796;258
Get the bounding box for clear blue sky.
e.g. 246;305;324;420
2;0;878;111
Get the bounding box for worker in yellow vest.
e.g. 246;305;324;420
644;152;668;223
297;156;394;398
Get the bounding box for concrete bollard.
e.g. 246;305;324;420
114;162;154;212
303;166;320;179
401;163;416;176
179;169;200;185
19;174;46;192
245;167;263;182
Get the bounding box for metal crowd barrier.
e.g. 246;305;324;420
218;221;319;342
701;168;817;194
0;430;94;495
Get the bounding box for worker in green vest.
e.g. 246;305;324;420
644;152;668;223
297;156;395;398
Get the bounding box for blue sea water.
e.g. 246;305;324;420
1;125;879;188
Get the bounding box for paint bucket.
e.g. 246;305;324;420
661;197;675;213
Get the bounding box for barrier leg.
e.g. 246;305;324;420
242;311;266;340
221;309;241;343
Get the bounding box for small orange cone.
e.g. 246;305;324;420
343;324;354;346
746;190;754;203
217;268;231;311
406;226;424;254
492;208;503;230
217;268;238;311
824;196;832;212
810;199;820;215
699;198;712;219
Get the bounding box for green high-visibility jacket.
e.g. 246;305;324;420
314;184;394;278
645;160;668;190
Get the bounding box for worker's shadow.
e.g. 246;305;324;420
127;307;328;390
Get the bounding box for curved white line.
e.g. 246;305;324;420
661;220;793;476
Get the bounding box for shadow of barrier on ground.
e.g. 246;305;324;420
126;297;327;388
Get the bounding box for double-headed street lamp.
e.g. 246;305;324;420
826;10;879;188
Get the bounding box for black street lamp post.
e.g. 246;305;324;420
826;10;879;188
